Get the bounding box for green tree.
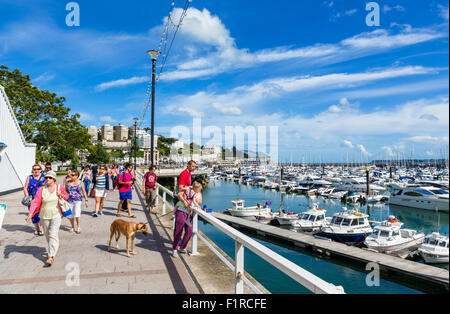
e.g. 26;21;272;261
87;143;110;164
0;65;92;162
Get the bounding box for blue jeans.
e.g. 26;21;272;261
84;181;91;194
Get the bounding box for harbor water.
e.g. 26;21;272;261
198;179;449;294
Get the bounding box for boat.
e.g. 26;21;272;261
418;232;449;264
335;177;386;193
292;204;328;232
318;208;373;244
226;200;272;217
254;212;276;224
389;184;449;212
275;211;300;226
364;216;425;254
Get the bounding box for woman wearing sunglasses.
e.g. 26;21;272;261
26;171;69;267
65;170;89;234
23;164;47;236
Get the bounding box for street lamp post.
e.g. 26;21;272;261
147;49;161;166
133;118;138;169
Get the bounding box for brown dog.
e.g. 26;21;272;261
108;219;148;257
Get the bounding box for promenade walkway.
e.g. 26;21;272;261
0;180;200;294
0;178;268;294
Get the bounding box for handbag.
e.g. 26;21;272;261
57;184;72;217
22;175;43;207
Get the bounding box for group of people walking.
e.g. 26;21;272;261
23;160;202;266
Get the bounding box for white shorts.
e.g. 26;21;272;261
69;201;82;218
95;189;107;198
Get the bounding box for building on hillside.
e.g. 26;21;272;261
0;85;37;194
88;126;98;142
101;124;114;141
114;124;128;141
143;149;160;166
136;130;159;149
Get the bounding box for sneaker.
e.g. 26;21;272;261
92;213;98;218
180;249;189;255
99;212;104;216
172;250;179;258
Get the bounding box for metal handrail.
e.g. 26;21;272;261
137;171;345;294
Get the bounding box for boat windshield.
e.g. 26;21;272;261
308;215;316;222
433;189;449;195
429;239;439;246
351;219;358;226
415;189;435;196
379;230;390;238
439;241;448;247
332;217;343;225
316;215;324;221
301;214;310;220
341;218;351;226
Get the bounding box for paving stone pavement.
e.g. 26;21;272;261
0;180;200;294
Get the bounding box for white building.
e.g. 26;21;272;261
101;124;114;141
0;85;36;194
88;126;98;141
136;130;159;149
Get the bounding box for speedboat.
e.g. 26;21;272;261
292;204;328;232
319;208;373;244
418;232;449;264
364;216;425;254
275;211;300;226
389;184;449;212
227;200;271;218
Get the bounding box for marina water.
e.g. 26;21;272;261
198;179;449;294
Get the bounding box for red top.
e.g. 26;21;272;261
144;172;158;189
118;172;133;193
178;169;191;188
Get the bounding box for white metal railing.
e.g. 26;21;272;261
136;171;345;294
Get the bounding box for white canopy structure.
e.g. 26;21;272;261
0;85;36;195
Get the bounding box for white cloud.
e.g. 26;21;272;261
95;76;148;92
158;7;447;82
100;116;118;124
358;144;371;156
212;103;242;116
343;140;354;148
382;146;395;157
438;4;449;21
384;5;405;13
345;9;358;16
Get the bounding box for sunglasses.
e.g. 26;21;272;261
44;177;54;180
70;174;78;177
33;168;41;171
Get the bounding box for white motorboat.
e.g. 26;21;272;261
275;211;300;225
292;204;328;232
364;216;425;254
389;184;449;212
227;200;272;218
319;208;373;243
336;177;386;193
418;232;449;264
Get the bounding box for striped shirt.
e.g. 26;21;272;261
96;175;107;190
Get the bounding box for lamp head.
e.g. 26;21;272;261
147;49;161;60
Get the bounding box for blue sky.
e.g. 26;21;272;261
0;0;449;163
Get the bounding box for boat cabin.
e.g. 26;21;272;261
423;233;449;249
330;211;369;227
232;200;245;210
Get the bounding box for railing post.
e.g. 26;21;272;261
191;211;199;255
235;241;244;294
156;185;160;206
162;191;167;215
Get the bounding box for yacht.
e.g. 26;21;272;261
336;177;386;193
389;185;449;212
292;204;328;232
319;208;373;243
226;200;272;218
364;216;425;254
418;232;449;264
